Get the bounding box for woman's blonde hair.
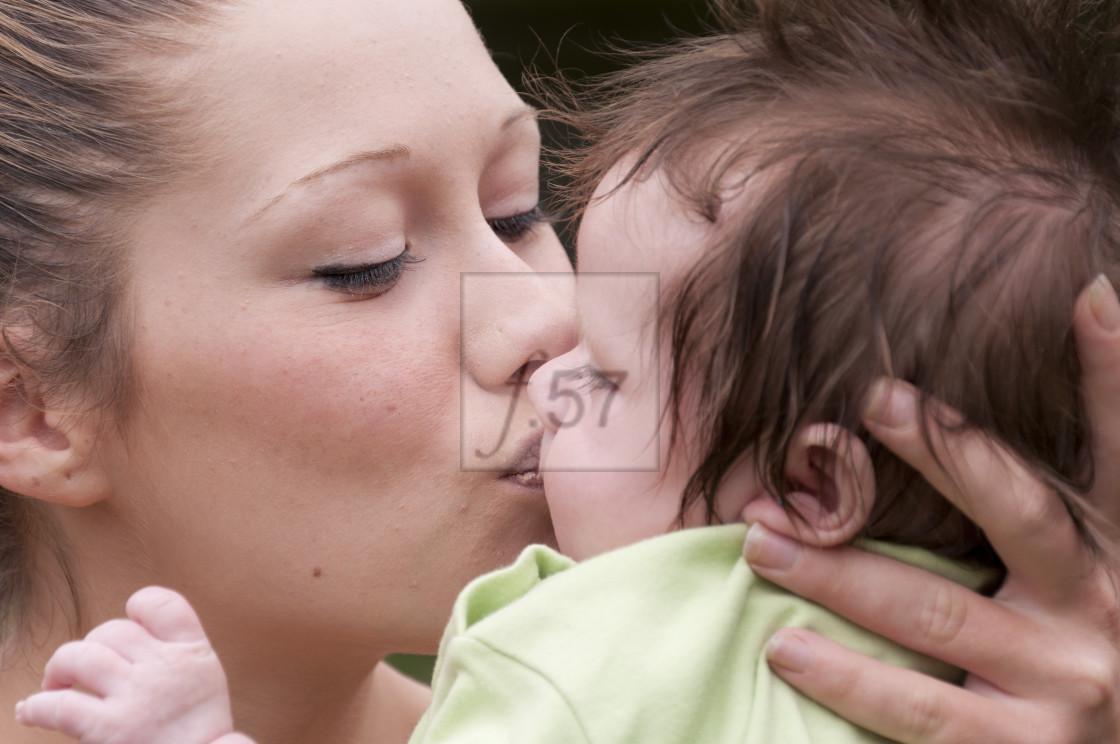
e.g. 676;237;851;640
0;0;226;643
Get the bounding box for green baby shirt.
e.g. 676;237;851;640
410;523;997;744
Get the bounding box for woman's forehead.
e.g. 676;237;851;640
175;0;511;145
142;0;529;230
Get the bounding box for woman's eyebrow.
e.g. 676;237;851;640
290;145;412;188
243;107;536;226
244;145;412;224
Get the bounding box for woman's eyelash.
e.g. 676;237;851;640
487;205;553;243
313;251;424;296
310;205;547;296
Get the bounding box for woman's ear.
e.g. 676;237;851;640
741;423;874;547
0;359;111;507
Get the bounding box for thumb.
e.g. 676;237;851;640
1074;274;1120;523
125;586;210;644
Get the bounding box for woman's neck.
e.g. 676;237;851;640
221;646;429;744
1;537;432;744
1;636;430;744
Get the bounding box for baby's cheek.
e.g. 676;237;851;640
544;471;612;558
544;470;595;528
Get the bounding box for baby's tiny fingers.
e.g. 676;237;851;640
16;690;103;740
43;640;131;696
126;586;210;644
83;618;159;663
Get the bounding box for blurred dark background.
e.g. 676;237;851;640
387;1;710;684
466;0;709;86
470;0;712;251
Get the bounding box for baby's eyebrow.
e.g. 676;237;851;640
502;106;540;130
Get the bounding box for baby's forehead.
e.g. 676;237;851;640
575;163;728;277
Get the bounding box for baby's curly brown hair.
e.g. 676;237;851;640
543;0;1120;567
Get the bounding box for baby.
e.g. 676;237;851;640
17;0;1120;741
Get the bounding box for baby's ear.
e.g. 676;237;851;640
741;423;874;547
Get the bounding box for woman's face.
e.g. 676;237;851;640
86;0;574;658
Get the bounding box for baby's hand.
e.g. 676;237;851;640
15;586;253;744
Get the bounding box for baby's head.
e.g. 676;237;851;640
531;0;1120;562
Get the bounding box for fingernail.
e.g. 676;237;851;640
1089;274;1120;332
766;630;813;673
861;378;892;423
861;379;916;429
14;701;23;722
745;523;801;572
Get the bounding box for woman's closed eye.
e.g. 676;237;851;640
313;250;424;297
487;205;552;244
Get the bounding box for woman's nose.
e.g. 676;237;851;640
461;269;576;390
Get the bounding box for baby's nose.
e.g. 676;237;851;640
527;353;578;433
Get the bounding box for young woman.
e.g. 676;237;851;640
0;1;1115;743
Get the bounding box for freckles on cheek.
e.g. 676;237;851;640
266;350;454;449
141;315;452;443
